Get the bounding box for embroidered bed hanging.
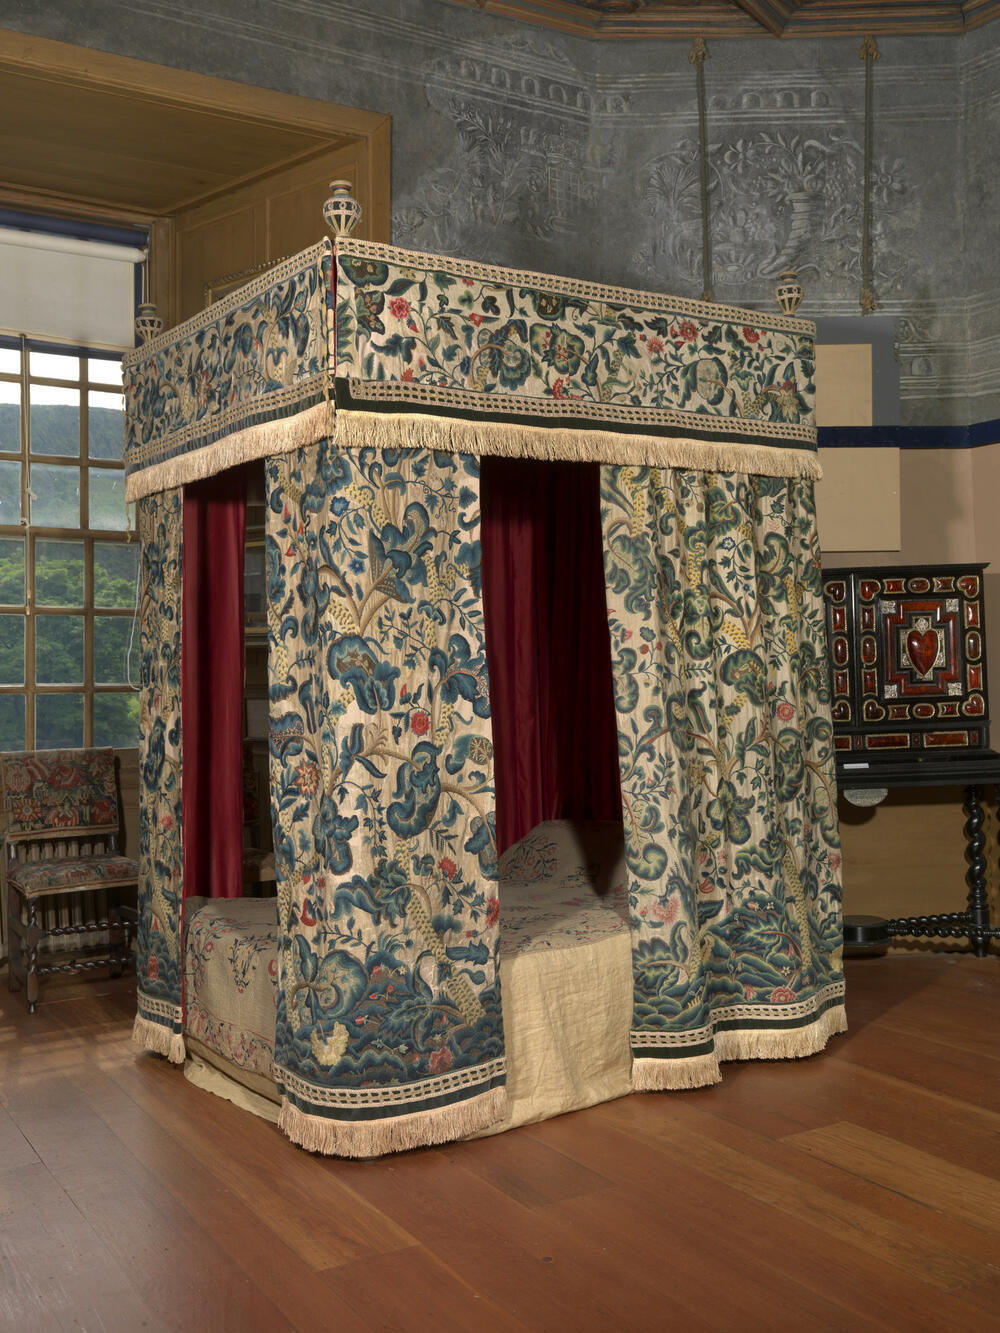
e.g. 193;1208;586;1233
125;239;843;1157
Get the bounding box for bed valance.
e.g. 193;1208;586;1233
123;239;818;503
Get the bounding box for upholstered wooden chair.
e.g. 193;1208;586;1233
1;747;139;1012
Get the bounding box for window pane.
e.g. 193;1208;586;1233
88;391;124;461
36;692;84;748
94;692;140;749
245;545;265;618
0;347;20;374
0;537;25;604
0;461;22;526
0;693;25;749
89;467;126;530
30;385;80;457
31;464;79;527
35;614;84;684
30;351;79;382
87;358;122;388
95;615;137;684
0;379;19;453
0;614;25;684
95;542;138;608
35;539;85;606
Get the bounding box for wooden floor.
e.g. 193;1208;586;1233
1;956;999;1332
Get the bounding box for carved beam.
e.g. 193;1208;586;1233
730;0;798;35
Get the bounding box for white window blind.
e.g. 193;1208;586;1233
0;227;146;350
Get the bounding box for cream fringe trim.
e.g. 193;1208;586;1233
633;1051;723;1092
278;1085;507;1159
132;1013;186;1064
126;400;822;501
125;400;332;502
333;408;823;481
632;1004;848;1093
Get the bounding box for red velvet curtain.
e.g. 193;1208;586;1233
481;457;621;852
181;468;246;899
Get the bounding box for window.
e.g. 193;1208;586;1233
0;340;139;750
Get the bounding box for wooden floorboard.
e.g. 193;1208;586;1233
1;955;998;1331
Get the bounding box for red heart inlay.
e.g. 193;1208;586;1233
906;628;937;677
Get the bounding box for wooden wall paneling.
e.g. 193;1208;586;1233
174;197;267;323
146;216;173;320
264;140;370;261
171;140;386;323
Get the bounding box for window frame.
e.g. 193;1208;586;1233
0;337;139;750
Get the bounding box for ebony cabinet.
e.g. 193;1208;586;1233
822;563;990;756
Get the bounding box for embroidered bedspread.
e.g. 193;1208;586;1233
498;819;628;956
184;897;279;1081
182;821;631;1095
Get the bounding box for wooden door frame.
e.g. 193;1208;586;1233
0;30;391;319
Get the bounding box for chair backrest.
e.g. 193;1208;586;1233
0;747;120;843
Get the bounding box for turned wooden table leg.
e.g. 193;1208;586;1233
25;899;40;1013
962;784;991;958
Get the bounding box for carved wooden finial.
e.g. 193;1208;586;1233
689;36;708;66
859;35;880;61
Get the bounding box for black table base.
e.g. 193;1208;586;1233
838;753;1000;957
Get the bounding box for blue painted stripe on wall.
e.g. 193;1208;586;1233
818;421;1000;450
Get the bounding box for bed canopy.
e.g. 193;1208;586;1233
125;229;845;1158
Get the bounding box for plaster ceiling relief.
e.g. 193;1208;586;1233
451;0;1000;37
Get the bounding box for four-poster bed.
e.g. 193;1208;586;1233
124;233;845;1158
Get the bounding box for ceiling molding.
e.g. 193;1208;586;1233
450;0;1000;37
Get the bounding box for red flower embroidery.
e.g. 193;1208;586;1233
160;812;175;830
552;377;566;398
486;896;499;927
293;760;320;795
648;336;664;355
743;326;761;343
411;711;430;736
776;702;795;722
147;955;159;981
389;297;410;319
677;320;698;343
2;765;30;794
829;851;842;872
429;1046;453;1074
439;856;457;879
462;277;475;286
770;986;796;1003
652;899;678;925
401;367;414;382
469;312;485;327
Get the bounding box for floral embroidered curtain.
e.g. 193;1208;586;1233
125;237;844;1157
133;488;186;1062
601;467;843;1090
264;441;505;1154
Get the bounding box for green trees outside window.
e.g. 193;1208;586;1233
0;347;138;752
